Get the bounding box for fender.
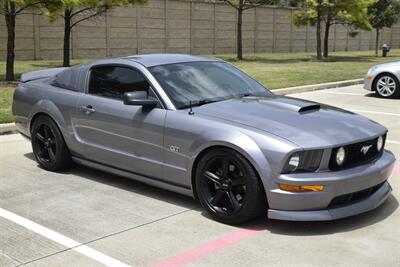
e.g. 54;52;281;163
376;70;400;79
187;129;274;197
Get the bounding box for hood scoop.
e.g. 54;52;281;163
298;104;321;113
258;96;321;113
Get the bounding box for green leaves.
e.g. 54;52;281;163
43;0;146;25
224;0;280;10
294;0;375;30
1;0;44;15
368;0;400;30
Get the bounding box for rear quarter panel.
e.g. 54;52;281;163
12;80;81;150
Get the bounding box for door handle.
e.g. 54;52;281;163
80;105;95;115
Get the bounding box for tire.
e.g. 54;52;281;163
374;73;400;99
195;148;266;224
31;115;72;171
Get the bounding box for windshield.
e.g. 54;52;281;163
148;61;271;109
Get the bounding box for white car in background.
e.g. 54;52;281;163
364;62;400;98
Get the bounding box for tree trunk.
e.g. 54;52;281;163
236;4;243;60
5;2;16;81
323;20;331;58
63;9;72;67
375;28;380;57
316;11;322;60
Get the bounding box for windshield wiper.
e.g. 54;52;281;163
236;92;260;98
179;97;227;110
179;93;259;110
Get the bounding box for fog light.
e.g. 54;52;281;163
278;183;324;192
336;147;346;166
377;136;383;151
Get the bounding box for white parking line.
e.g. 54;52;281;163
0;208;131;267
387;140;400;145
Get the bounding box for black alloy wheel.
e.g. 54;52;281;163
196;148;265;224
31;115;72;171
34;123;57;164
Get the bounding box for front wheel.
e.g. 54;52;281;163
31;115;72;171
195;148;266;224
374;74;400;98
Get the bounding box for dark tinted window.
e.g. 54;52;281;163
52;65;84;91
89;66;150;100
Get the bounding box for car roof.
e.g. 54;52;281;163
123;53;222;67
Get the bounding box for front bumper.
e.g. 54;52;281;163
363;75;374;91
267;150;395;221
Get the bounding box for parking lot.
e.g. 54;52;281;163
1;84;399;267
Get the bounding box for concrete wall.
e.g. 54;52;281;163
1;0;399;60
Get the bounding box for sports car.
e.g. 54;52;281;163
364;61;400;98
12;54;396;224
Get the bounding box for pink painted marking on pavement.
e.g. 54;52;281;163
150;163;400;267
150;227;265;267
392;163;400;176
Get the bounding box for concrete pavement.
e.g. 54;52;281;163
0;84;399;267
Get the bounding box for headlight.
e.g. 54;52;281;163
336;147;346;166
377;135;384;151
282;150;323;174
287;153;300;172
367;66;378;74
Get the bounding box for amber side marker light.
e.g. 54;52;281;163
367;76;373;80
278;184;324;192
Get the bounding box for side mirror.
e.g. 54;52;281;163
123;91;158;108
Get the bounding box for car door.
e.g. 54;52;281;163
71;64;166;180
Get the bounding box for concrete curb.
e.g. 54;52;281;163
0;78;364;135
0;123;17;135
0;81;18;87
273;78;364;95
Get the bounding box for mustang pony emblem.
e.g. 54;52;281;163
361;145;373;155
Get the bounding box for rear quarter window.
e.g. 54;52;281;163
51;65;84;91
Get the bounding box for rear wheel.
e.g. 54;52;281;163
195;148;266;224
374;74;400;98
31;115;72;171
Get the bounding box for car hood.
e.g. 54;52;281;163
194;95;387;147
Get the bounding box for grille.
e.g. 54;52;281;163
328;182;385;209
329;135;386;171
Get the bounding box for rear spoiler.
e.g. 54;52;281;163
20;67;68;83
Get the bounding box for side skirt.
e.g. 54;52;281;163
72;156;194;198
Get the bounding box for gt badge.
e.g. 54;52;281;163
169;145;180;153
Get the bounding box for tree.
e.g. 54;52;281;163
294;0;374;59
368;0;400;56
224;0;279;60
1;0;43;81
322;0;374;58
45;0;146;67
293;0;324;59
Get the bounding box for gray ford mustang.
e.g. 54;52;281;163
13;54;396;224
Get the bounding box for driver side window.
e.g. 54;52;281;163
89;66;150;100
